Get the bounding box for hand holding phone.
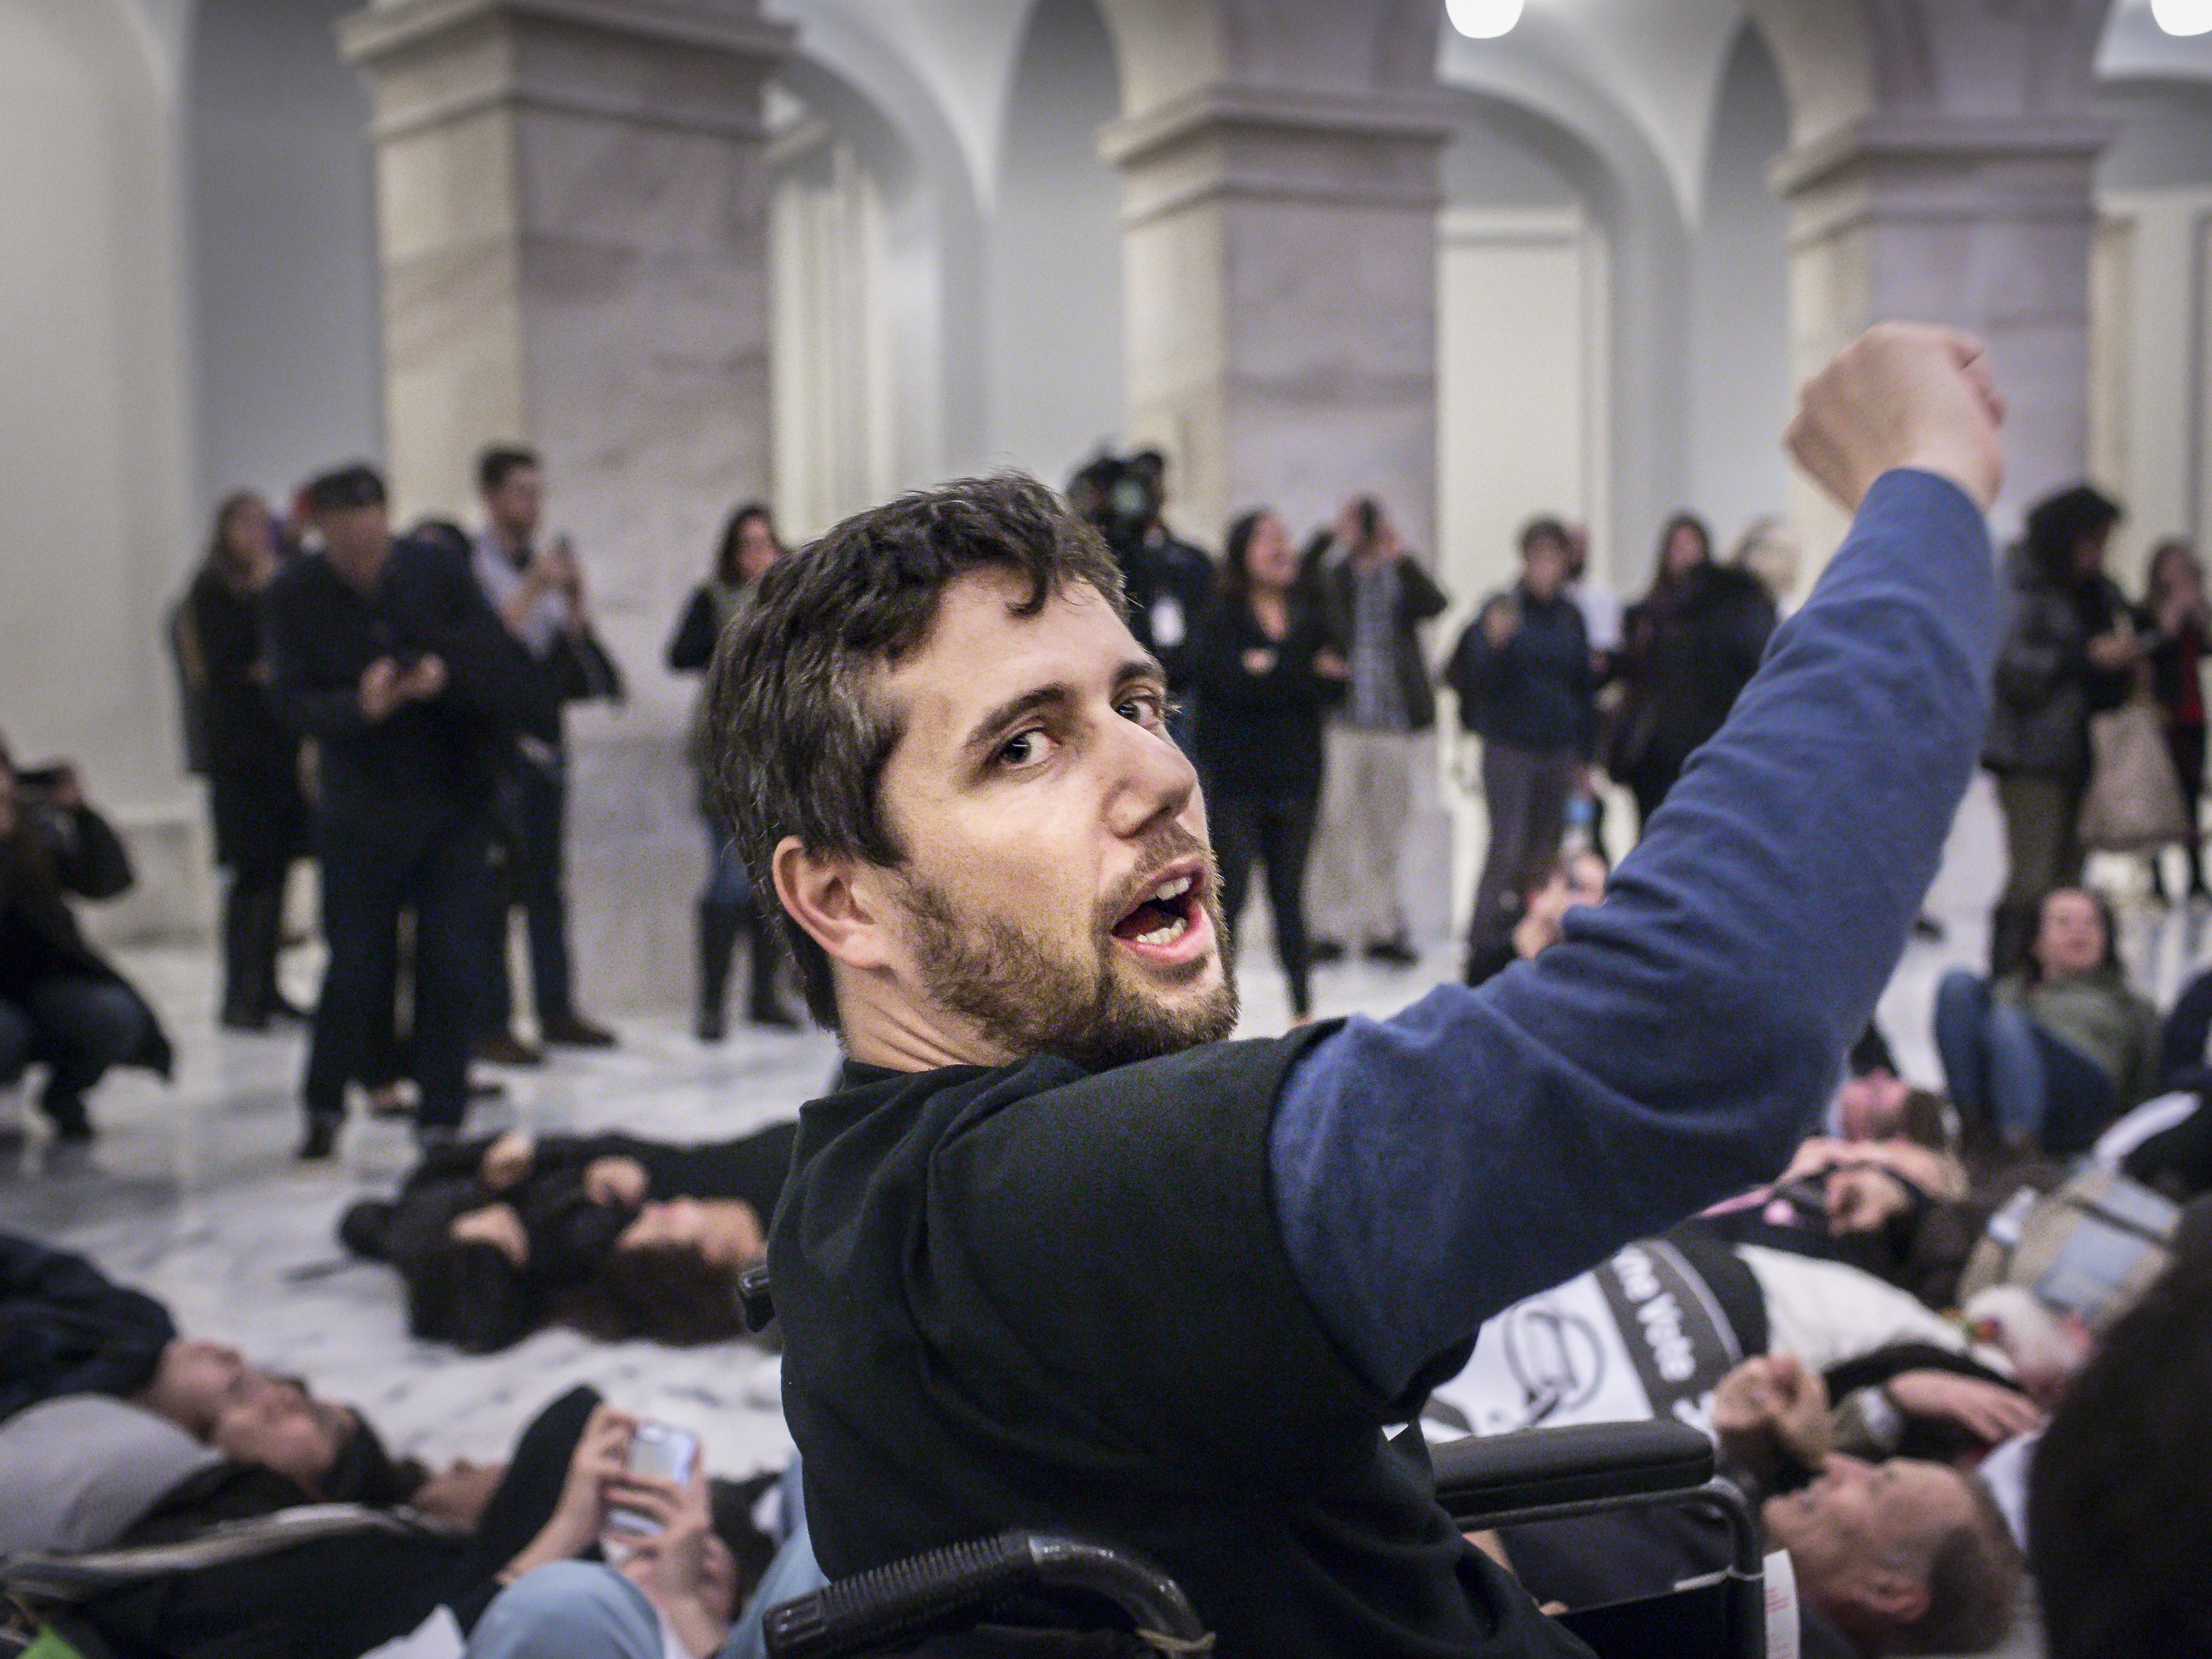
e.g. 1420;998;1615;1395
606;1421;700;1537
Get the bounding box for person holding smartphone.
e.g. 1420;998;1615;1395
1310;493;1450;966
1445;517;1597;971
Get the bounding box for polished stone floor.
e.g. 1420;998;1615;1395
3;770;2204;1487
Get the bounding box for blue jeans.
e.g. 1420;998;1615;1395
1933;968;2117;1153
0;978;147;1121
465;1459;826;1659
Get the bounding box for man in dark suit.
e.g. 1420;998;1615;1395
266;465;537;1158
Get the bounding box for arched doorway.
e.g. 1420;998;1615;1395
988;0;1126;489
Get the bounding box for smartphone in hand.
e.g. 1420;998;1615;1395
605;1420;700;1537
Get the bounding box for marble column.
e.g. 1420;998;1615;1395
340;0;792;1014
1773;114;2114;546
1100;86;1453;557
1102;82;1457;946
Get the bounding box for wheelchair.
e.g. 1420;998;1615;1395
758;1418;1767;1659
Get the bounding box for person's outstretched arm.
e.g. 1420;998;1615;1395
1274;326;2008;1400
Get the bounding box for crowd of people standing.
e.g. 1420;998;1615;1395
7;444;2210;1171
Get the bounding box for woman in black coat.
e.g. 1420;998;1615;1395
1605;512;1777;832
1981;484;2137;971
666;503;797;1036
1189;508;1347;1019
173;493;310;1029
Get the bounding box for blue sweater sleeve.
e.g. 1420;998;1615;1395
1271;469;2000;1401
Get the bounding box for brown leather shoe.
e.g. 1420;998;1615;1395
541;1014;617;1049
473;1029;544;1066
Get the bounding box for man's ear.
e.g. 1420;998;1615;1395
772;835;898;975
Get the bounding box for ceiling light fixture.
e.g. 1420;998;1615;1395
1447;0;1524;41
2152;0;2212;36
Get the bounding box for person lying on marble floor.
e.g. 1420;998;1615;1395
1477;1353;2026;1659
14;1386;771;1659
0;736;173;1143
338;1120;798;1353
0;1228;490;1560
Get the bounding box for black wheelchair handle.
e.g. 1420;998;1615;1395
763;1530;1211;1658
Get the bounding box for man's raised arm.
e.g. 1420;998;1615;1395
1274;326;2008;1401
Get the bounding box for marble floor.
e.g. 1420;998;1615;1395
5;770;2207;1486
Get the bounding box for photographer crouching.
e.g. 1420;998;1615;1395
0;739;171;1142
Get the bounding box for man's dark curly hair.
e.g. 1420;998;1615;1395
699;474;1124;1029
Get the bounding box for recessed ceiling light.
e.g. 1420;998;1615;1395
2152;0;2212;36
1447;0;1525;41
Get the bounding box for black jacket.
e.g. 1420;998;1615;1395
1445;586;1596;755
173;569;310;870
1982;555;2135;777
1607;564;1776;788
0;801;173;1077
1322;553;1449;732
1188;592;1341;798
266;540;546;820
340;1122;797;1352
1119;529;1217;695
0;1230;176;1422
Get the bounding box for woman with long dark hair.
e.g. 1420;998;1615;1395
1982;484;2137;971
1188;508;1345;1019
2141;538;2208;902
667;503;797;1036
174;493;310;1029
1605;511;1777;832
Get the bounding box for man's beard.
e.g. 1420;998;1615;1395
899;840;1240;1074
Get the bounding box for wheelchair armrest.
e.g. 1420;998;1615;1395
763;1531;1209;1659
1432;1419;1716;1525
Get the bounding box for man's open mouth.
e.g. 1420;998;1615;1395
1112;871;1199;947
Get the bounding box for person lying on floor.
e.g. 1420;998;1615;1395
339;1120;797;1352
1421;1222;2033;1460
1480;1353;2027;1659
0;1229;491;1559
38;1389;703;1659
37;1388;760;1659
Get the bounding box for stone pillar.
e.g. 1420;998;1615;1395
340;0;792;1014
1101;74;1457;946
1100;86;1453;557
1773;114;2114;546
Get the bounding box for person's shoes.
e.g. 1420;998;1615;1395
473;1030;544;1066
540;1014;616;1049
1305;938;1346;966
41;1097;95;1144
696;1003;726;1043
296;1114;342;1161
1362;937;1420;967
364;1083;414;1121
